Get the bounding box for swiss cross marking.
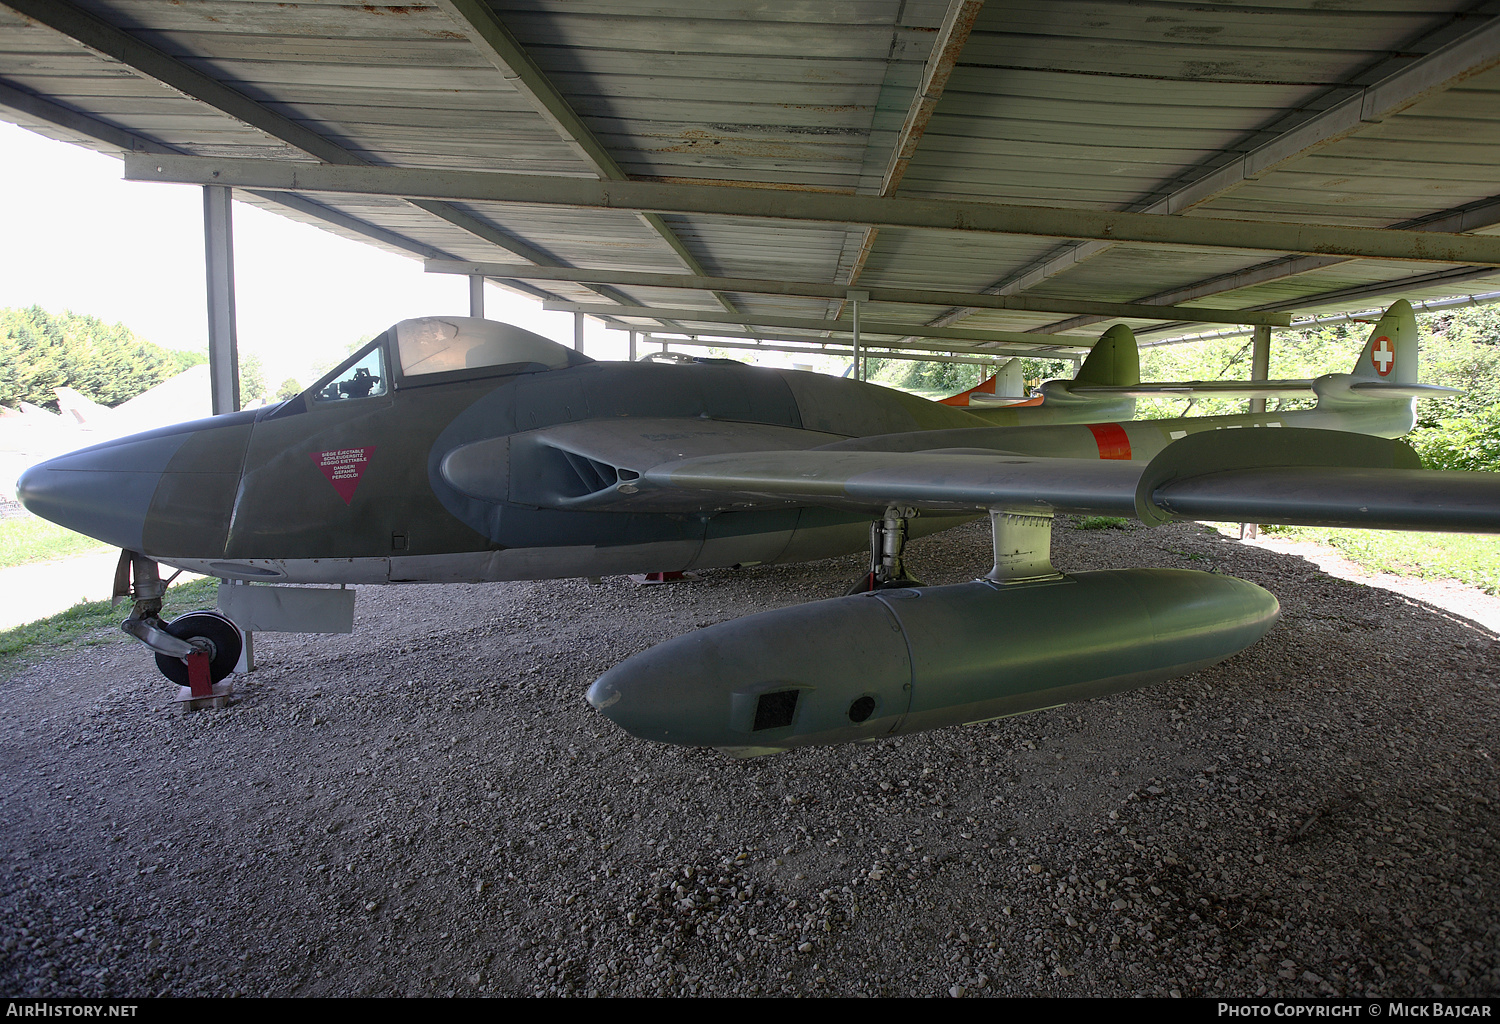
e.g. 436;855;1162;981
1371;336;1395;377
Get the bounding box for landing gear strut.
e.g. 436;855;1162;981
848;506;925;594
116;551;242;689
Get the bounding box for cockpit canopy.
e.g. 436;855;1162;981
286;317;591;418
395;317;591;379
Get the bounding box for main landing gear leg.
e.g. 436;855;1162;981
847;506;925;594
116;551;242;704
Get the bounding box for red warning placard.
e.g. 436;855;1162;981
311;447;374;504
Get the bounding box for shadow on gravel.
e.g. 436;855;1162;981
1;518;1496;998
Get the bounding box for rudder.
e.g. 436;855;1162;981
1350;300;1418;384
1074;324;1139;387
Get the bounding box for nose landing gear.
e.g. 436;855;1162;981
116;551;243;698
151;610;243;687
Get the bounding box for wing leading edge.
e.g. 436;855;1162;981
441;415;1500;535
634;427;1500;535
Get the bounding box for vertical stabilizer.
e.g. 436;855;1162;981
1074;324;1139;386
939;359;1027;406
1350;299;1418;384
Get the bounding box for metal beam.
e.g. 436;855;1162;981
125;154;1500;267
612;325;1056;359
203;185;239;415
0;75;535;285
637;335;1012;369
433;0;623;181
468;276;485;319
424;258;1290;326
432;0;740;316
544;302;1091;350
842;0;984;294
946;13;1500;324
1046;193;1500;337
1137;265;1500;342
1144;289;1500;349
1;0;638;301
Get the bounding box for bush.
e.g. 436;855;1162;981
1407;405;1500;472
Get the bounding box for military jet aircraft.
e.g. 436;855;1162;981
16;300;1499;755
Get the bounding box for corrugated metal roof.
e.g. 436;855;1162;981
3;0;1500;350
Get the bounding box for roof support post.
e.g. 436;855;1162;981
1249;325;1272;415
848;290;869;381
628;330;637;363
202;185;239;415
574;312;585;354
469;275;485;319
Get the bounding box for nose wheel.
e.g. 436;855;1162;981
151;610;243;687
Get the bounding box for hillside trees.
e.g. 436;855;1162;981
0;306;204;410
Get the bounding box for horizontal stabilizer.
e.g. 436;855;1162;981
1065;378;1458;403
1068;380;1315;398
1347;381;1460;399
1069;379;1459;401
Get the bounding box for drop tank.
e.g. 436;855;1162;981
588;568;1278;752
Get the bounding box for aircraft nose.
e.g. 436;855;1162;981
16;414;253;556
16;430;195;552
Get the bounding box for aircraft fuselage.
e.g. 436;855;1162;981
19;358;982;585
16;320;1417;589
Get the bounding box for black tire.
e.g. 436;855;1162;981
153;611;243;687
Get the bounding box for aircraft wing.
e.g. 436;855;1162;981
636;449;1144;516
605;426;1500;534
439;417;1500;532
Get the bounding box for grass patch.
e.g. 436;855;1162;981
1075;516;1130;531
0;576;220;673
0;517;109;568
1259;526;1500;594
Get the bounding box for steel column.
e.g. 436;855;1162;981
469;275;485;319
1249;325;1272;415
848;290;869;380
202;185;239;416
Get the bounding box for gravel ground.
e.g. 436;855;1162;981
1;517;1496;998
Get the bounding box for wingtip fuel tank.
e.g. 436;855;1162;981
588;567;1280;753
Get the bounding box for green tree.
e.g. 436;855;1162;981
239;353;268;405
0;306;205;410
1020;358;1069;383
871;358;983;396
